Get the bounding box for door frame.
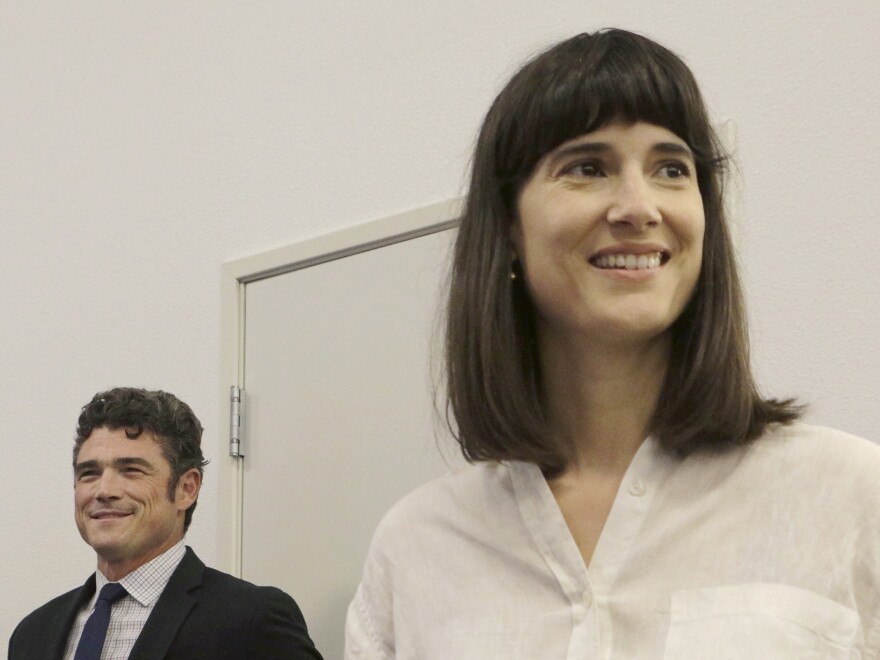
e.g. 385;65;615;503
216;196;463;574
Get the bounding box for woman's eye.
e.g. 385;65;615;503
563;161;605;178
659;162;691;179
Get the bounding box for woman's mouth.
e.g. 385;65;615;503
589;251;668;271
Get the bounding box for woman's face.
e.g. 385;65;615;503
512;121;705;349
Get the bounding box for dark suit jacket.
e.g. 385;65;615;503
8;547;322;659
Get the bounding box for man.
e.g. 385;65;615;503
9;387;322;659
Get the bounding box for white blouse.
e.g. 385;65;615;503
345;423;880;659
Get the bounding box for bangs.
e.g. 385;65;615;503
492;31;713;192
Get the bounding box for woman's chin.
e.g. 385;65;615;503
574;308;677;348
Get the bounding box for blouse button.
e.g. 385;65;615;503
583;591;593;608
628;480;646;497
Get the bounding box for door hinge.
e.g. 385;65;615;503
229;385;244;458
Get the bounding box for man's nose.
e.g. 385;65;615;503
95;470;123;499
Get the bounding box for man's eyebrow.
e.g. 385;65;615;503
113;457;155;470
74;459;100;474
74;457;155;473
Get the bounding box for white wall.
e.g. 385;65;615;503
2;0;878;645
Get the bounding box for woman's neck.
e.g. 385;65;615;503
539;328;670;476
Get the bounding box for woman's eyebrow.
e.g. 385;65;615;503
651;142;694;158
546;141;694;166
548;142;611;161
542;142;611;172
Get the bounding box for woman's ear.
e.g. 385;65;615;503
509;221;523;261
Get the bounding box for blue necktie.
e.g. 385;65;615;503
73;582;128;660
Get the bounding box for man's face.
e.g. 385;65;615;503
74;426;199;579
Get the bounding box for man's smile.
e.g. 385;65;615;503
89;509;133;520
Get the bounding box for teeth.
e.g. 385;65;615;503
593;252;663;270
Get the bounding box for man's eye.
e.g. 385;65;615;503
124;467;144;475
77;471;97;481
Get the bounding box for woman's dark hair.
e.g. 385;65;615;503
74;387;209;531
445;29;801;472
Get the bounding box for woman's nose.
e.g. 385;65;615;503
606;172;662;230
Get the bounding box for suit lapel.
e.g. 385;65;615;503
46;577;96;660
127;547;203;660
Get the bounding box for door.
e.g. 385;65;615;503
239;225;460;658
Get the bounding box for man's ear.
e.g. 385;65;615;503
175;468;201;511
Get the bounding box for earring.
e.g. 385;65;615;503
510;259;519;281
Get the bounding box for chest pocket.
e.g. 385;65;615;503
663;583;860;660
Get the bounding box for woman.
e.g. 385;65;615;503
345;29;880;659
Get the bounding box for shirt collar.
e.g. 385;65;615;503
510;435;679;595
95;539;187;607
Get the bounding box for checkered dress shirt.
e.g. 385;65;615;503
63;540;186;660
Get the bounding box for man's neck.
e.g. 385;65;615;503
97;534;185;582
